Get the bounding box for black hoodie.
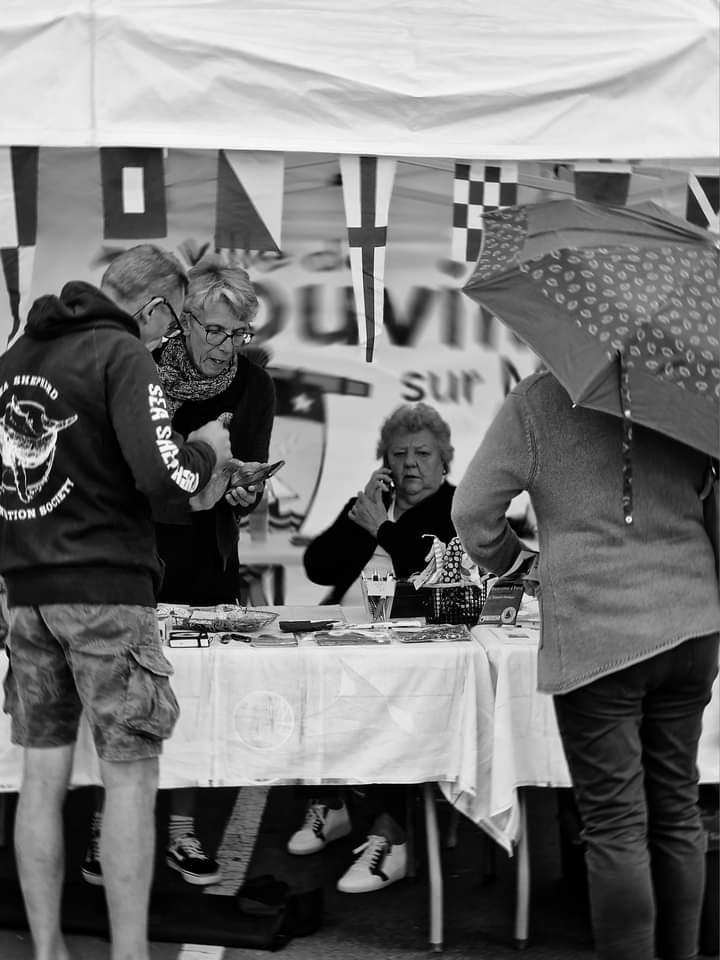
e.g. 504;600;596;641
0;281;216;606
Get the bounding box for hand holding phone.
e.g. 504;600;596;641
364;465;394;499
229;459;285;489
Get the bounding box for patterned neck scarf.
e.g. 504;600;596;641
157;335;237;419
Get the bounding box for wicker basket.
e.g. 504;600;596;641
420;582;487;626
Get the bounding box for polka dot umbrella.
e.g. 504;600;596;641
463;199;720;523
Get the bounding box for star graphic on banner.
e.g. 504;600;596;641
290;392;315;414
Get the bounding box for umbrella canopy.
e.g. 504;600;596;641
464;199;719;449
462;199;720;522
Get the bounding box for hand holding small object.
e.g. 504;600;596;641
364;467;393;499
228;460;268;488
189;454;241;512
223;459;269;506
225;479;263;507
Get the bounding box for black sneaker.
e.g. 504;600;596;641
81;826;103;886
166;834;221;885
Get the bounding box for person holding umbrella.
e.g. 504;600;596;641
454;199;720;960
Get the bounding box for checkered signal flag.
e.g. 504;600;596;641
451;161;519;264
339;155;397;362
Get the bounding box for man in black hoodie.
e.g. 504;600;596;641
0;244;231;960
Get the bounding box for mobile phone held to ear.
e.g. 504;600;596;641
380;456;395;494
234;459;286;488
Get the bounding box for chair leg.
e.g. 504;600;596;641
272;564;286;605
446;806;459;849
514;788;530;949
405;785;416;879
423;783;444;952
483;830;497;882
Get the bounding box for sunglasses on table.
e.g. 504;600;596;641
186;310;255;347
219;632;253;644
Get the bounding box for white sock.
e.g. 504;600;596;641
168;814;195;845
89;810;103;857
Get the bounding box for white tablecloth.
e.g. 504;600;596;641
475;625;720;850
0;606;506;841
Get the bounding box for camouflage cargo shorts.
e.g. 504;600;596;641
3;604;179;761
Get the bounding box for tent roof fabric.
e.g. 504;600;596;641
1;0;718;158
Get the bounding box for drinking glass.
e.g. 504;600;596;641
360;571;396;622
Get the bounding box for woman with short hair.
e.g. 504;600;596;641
153;254;276;603
303;401;456;604
291;402;457;894
152;255;276;884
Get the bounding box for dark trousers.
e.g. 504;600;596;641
554;632;719;960
297;784;407;829
156;526;241;607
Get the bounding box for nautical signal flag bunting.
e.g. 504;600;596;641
340;155;397;362
451;161;518;264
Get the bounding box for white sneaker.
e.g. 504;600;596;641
287;801;352;855
336;834;407;893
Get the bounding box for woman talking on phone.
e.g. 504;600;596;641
290;403;456;894
303;401;456;605
153;254;276;605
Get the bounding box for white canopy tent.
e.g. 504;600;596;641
0;0;718;159
0;1;716;538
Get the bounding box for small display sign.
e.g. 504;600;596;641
478;582;525;626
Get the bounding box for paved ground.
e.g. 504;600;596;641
0;787;598;960
0;570;715;959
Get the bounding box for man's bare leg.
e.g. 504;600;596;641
99;756;158;960
14;744;74;960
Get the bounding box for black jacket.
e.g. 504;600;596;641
0;282;215;606
303;481;456;603
153;348;275;603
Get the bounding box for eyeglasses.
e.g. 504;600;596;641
134;296;181;329
186;310;255;347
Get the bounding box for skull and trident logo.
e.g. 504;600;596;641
0;396;78;504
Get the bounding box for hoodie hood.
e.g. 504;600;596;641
25;280;140;340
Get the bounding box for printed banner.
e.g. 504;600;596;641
2;149;701;543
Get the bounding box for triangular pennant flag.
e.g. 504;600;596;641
215;151;284;253
11;146;38;247
573;161;632;205
0;245;36;348
685;170;719;232
15;245;35;340
0;149;18;248
0;147;39;348
451;161;518;263
339;155;397;362
0;247;20;344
